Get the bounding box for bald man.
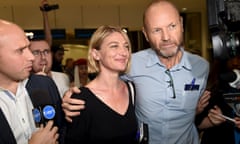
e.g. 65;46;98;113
0;19;59;144
128;1;209;143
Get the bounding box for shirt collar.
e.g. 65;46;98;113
0;78;29;93
146;47;192;71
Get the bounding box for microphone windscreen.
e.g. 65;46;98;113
30;89;57;126
220;71;237;82
30;89;52;107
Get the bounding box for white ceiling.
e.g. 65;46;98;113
0;0;206;12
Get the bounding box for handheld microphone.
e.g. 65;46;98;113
30;90;57;127
220;69;240;89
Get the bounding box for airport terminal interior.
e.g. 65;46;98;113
0;0;209;64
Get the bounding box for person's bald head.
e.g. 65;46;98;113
0;19;24;35
0;19;29;48
142;0;184;60
143;0;181;29
0;19;34;84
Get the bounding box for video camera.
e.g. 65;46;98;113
40;3;59;12
208;0;240;116
207;0;240;60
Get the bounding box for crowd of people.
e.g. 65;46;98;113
1;0;240;144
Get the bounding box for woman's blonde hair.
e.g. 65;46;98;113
87;25;132;75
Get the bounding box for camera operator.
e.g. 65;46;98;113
196;54;240;144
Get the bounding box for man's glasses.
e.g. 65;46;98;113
32;49;50;57
165;69;176;99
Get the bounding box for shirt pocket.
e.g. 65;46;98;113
181;90;200;110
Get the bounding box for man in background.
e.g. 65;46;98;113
30;0;70;97
51;45;65;73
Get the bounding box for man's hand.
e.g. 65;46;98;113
29;121;59;144
197;105;225;130
40;0;48;9
62;86;85;122
196;90;211;115
208;105;226;126
234;117;240;128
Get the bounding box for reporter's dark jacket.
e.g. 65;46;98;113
0;74;66;144
0;108;17;144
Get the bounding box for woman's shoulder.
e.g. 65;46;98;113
71;87;93;100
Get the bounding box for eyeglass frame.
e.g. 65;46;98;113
31;49;51;57
165;69;176;99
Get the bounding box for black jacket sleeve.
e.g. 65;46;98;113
0;108;17;144
26;74;66;144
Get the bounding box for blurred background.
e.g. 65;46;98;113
0;0;208;64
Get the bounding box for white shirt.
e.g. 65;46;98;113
0;79;36;143
51;71;70;98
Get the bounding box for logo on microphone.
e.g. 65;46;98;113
43;105;56;119
32;105;56;126
33;108;41;123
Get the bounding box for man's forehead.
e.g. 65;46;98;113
0;31;27;47
30;41;50;50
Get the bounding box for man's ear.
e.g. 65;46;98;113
180;16;184;33
142;27;149;42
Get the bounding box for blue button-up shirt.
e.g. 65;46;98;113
128;48;209;144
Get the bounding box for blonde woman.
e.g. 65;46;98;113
65;25;138;144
